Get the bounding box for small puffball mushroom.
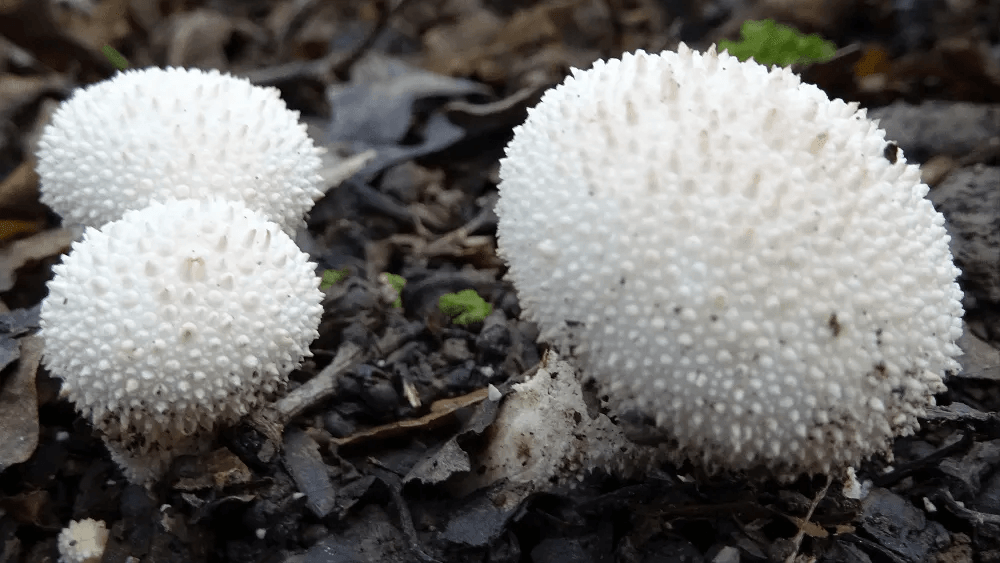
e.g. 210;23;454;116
57;519;108;563
41;199;324;483
36;67;325;234
496;46;964;477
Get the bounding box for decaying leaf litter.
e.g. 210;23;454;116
0;0;999;561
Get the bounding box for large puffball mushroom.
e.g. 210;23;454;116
495;45;964;478
36;67;325;234
41;198;324;483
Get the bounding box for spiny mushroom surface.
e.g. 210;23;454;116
495;45;964;477
36;67;324;234
41;198;324;483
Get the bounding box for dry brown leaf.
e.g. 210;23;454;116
784;514;829;538
0;0;24;14
422;8;505;76
487;1;567;53
0;160;40;212
173;447;253;491
0;74;67;122
422;0;591;84
154;8;264;69
54;0;131;52
165;9;236;69
921;155;958;187
0;335;42;473
332;388;489;447
0;227;78;292
0;0;110;75
833;524;856;534
0;219;44;241
0;489;57;528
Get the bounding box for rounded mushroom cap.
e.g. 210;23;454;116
496;46;964;477
57;519;108;563
41;198;324;482
36;66;325;234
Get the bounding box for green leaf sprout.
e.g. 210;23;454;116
319;268;348;290
718;19;836;68
439;289;492;325
102;45;130;70
385;273;405;308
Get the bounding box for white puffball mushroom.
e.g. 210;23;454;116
41;199;324;483
496;45;964;478
36;67;325;234
57;519;108;563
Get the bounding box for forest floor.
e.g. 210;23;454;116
0;0;999;561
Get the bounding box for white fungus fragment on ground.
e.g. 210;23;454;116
36;67;324;234
459;351;665;498
41;198;324;483
57;519;108;563
496;45;964;478
842;467;870;500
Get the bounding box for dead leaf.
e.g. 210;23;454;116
0;161;44;217
955;327;1000;380
53;0;130;52
284;429;337;517
853;45;892;79
0;0;25;14
163;9;237;69
172;447;253;491
783;514;829;538
0;0;110;75
0;334;42;473
403;438;471;485
921;155;958;187
0;334;18;375
327;52;489;146
0;227;78;292
340;113;468;184
0;75;69;123
332;388;489;447
0;489;57;528
155;8;264;70
0;219;44;242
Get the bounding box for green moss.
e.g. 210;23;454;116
102;45;130;70
439;289;492;325
385;273;405;308
319;268;348;290
718;19;835;68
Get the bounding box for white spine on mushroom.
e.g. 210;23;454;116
36;67;325;234
57;519;108;563
495;45;964;477
41;199;324;483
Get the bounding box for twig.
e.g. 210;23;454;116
784;475;831;563
248;319;423;456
